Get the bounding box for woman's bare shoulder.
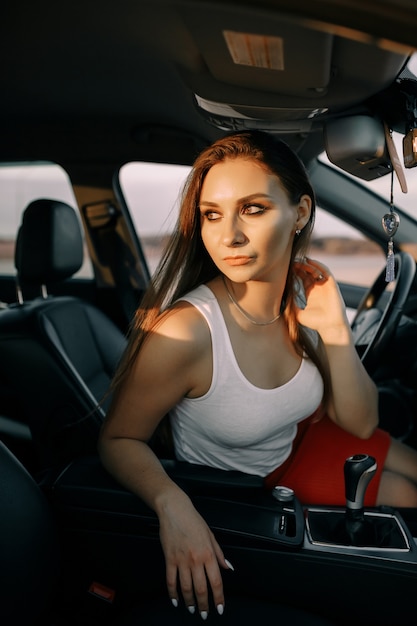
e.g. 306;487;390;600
146;301;211;361
125;301;211;401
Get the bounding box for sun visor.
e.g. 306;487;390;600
324;116;392;181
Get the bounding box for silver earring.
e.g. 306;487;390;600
295;228;301;236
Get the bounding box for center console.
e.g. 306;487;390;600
305;454;416;560
46;454;417;626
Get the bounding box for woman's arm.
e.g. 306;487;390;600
295;258;379;438
98;304;230;617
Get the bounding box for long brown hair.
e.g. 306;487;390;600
109;130;329;430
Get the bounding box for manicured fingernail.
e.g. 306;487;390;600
200;610;208;620
171;598;178;608
217;603;224;615
225;558;235;571
188;605;196;614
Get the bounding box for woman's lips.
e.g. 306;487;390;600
223;256;253;266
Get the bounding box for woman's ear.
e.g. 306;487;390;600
295;194;312;230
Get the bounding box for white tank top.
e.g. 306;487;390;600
170;285;324;476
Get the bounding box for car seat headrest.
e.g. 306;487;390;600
15;198;84;284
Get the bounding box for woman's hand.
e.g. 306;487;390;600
293;256;379;437
293;257;350;337
158;491;233;619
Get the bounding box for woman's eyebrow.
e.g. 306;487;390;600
199;193;273;207
199;200;219;207
240;193;273;202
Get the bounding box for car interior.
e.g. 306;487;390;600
2;1;417;624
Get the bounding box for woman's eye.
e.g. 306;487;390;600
201;210;221;221
242;203;267;215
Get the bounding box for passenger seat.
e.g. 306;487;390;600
0;199;127;469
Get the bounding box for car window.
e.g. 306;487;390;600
312;207;385;287
119;162;191;275
119;161;385;287
0;162;93;278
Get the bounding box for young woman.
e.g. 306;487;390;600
99;131;417;619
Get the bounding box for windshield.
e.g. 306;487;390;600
319;131;417;223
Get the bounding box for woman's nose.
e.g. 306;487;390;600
222;216;247;246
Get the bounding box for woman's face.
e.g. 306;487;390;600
199;158;311;284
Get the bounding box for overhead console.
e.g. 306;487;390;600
172;2;411;133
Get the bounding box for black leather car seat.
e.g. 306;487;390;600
0;437;335;626
0;199;127;469
0;438;60;624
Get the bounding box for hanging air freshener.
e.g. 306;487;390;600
382;192;400;282
382;123;407;282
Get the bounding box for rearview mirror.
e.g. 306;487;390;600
324;115;391;181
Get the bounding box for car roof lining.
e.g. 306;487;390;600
1;0;417;179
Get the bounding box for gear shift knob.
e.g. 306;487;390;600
344;454;377;546
344;454;377;512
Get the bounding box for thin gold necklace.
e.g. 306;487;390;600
222;276;281;326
